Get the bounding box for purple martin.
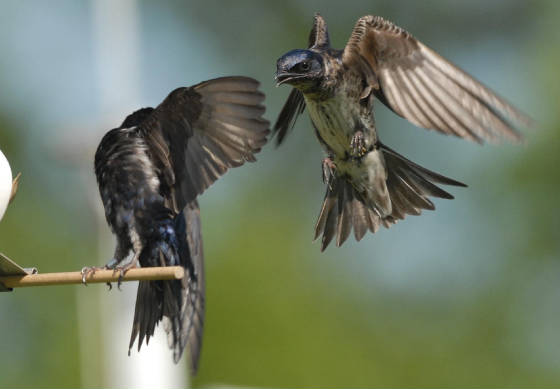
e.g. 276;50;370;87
274;14;531;251
87;77;269;372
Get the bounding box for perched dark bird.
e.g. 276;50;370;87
274;14;532;251
87;76;269;373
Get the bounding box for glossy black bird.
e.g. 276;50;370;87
274;14;532;251
87;76;269;373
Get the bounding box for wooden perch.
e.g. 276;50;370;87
0;266;185;290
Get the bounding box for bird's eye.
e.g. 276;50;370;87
299;61;311;72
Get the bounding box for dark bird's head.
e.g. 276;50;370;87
275;49;324;92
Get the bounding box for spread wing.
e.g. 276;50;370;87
164;201;205;372
140;76;270;213
130;201;205;373
342;15;533;143
182;201;205;373
273;89;306;146
273;13;330;146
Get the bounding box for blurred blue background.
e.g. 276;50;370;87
0;0;558;387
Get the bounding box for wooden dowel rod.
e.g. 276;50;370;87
0;266;185;288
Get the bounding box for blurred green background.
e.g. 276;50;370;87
0;0;558;387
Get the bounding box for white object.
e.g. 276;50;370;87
0;149;13;221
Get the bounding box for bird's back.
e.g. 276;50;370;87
94;124;168;238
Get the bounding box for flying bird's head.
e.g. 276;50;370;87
275;49;323;92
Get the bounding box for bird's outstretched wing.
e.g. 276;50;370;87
182;201;205;373
342;15;533;143
273;13;329;146
307;12;330;49
140;76;270;213
273;89;306;146
163;201;205;373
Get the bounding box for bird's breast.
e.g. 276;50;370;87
305;93;361;157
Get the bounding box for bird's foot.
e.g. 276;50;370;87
80;266;106;285
350;131;368;158
111;260;138;290
81;257;123;289
322;157;336;188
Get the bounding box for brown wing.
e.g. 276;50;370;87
163;201;205;372
308;12;330;49
273;13;330;146
342;15;533;143
181;201;205;373
141;76;270;213
273;89;306;146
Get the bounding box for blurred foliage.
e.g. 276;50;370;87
0;0;558;387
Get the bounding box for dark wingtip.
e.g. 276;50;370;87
444;177;468;188
273;132;285;148
272;89;306;148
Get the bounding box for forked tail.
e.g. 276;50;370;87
314;143;466;251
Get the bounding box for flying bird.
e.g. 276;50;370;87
85;76;269;373
274;13;531;251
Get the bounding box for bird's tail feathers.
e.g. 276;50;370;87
314;143;466;251
128;257;177;357
129;205;205;374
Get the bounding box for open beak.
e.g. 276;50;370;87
275;72;304;87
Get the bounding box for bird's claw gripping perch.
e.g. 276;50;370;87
80;266;105;285
113;267;127;290
111;260;138;290
80;261;138;289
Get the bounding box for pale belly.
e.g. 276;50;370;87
305;95;390;215
305;95;359;158
305;94;378;175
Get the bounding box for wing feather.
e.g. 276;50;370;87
273;85;306;146
342;15;532;143
140;76;270;212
